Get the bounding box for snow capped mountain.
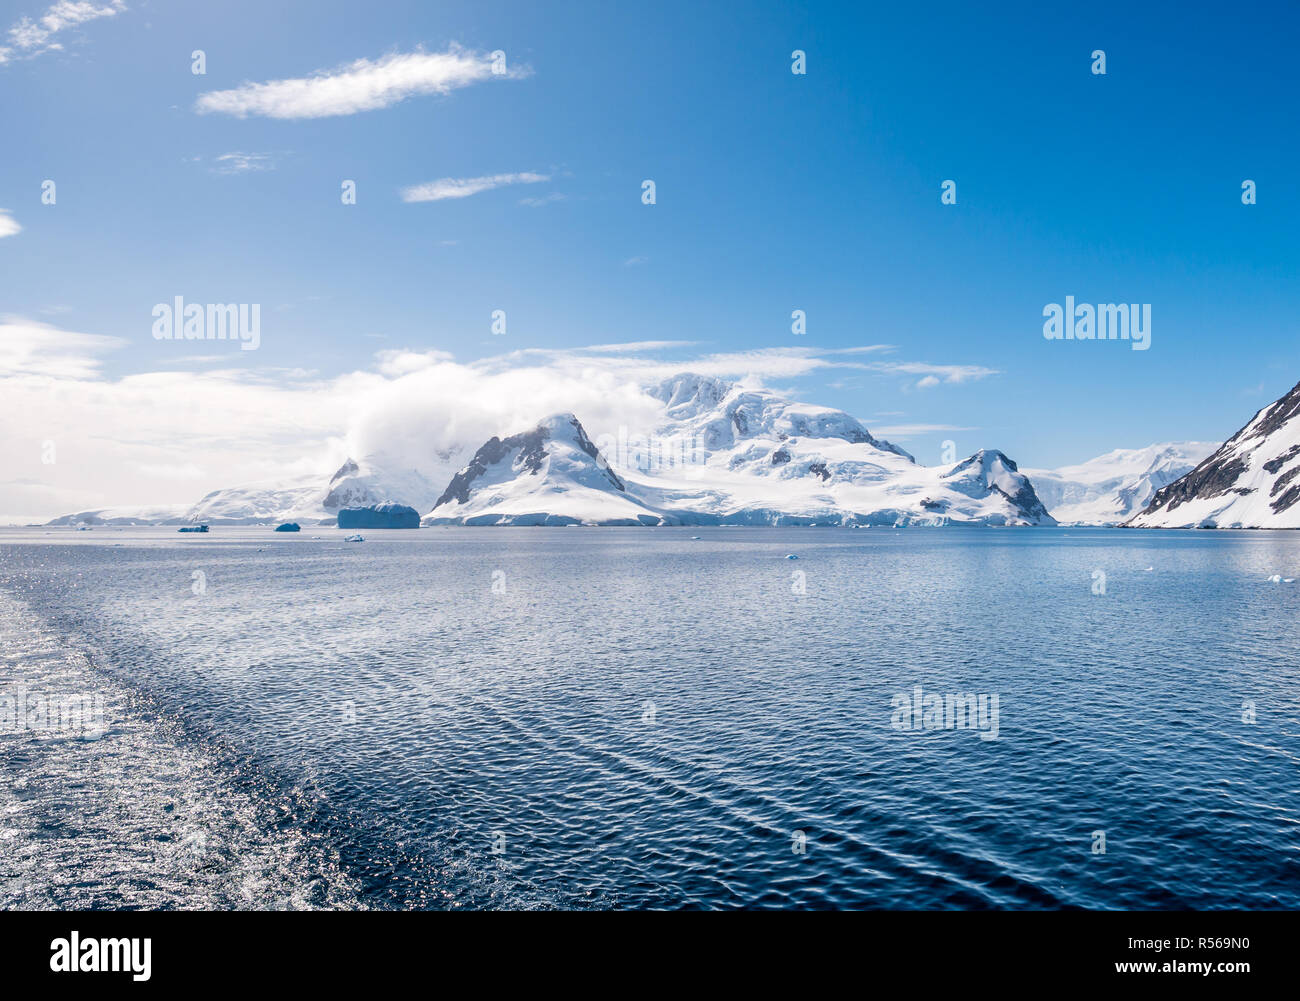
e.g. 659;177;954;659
648;374;914;461
424;413;667;525
46;479;327;527
941;449;1054;523
423;378;1054;526
49;456;442;528
185;472;329;525
321;456;441;517
1025;442;1216;526
46;373;1057;528
1127;380;1300;528
45;504;192;527
178;456;441;526
608;375;1050;525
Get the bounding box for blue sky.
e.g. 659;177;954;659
2;0;1298;517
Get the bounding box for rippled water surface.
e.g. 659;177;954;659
2;525;1299;909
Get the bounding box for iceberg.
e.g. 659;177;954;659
337;504;420;529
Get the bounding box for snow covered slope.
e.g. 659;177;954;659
1127;380;1300;528
184;472;330;525
48;457;443;527
320;456;441;518
615;375;1052;525
423;413;668;525
649;373;915;461
1025;442;1215;526
45;505;191;527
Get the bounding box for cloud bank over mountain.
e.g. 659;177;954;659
0;320;1004;523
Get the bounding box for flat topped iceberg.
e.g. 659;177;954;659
337;504;420;529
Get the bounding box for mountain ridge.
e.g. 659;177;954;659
47;372;1265;529
1126;379;1300;528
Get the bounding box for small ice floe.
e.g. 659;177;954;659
1141;566;1154;572
344;534;365;543
1267;574;1283;583
785;554;799;560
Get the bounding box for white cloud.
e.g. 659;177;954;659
373;349;457;377
0;315;126;378
482;345;909;384
211;152;275;174
401;172;548;203
0;210;20;238
855;361;1000;388
577;340;696;353
518;191;565;207
871;423;976;440
0;0;125;64
194;45;525;120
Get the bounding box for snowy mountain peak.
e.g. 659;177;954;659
1128;380;1300;528
943;450;1054;523
647;373;913;463
1025;441;1216;526
946;448;1017;475
329;458;360;484
651;373;732;419
425;414;659;525
321;453;439;515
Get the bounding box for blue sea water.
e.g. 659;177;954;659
1;526;1298;910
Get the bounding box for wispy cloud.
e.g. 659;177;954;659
401;172;548;203
474;344;988;389
0;315;126;378
0;210;20;238
0;0;125;64
857;361;1000;388
871;423;977;440
577;340;697;353
194;45;526;120
519;191;566;207
211;152;276;174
